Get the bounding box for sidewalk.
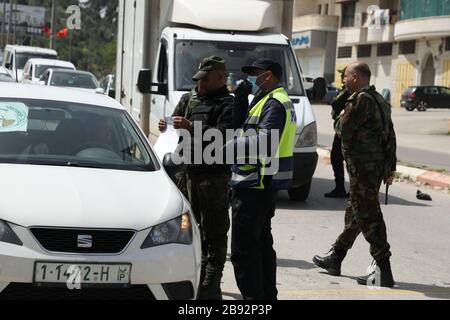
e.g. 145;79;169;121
317;147;450;191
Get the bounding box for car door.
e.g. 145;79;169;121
439;87;450;108
423;87;439;107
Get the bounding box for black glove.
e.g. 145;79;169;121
234;80;253;100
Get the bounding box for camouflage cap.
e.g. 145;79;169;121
192;56;226;81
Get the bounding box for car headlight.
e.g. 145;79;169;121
0;220;23;246
295;122;317;148
141;213;193;249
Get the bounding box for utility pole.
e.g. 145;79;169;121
12;0;16;45
50;0;56;49
6;0;11;45
1;1;7;49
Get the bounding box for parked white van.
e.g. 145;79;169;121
22;59;76;84
1;45;58;82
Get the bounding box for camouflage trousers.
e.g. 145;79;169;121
334;160;391;261
187;171;231;284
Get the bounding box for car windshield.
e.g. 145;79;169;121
35;65;73;78
16;53;57;69
50;72;98;89
0;99;157;171
175;40;304;96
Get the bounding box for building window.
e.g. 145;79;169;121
399;40;416;54
446;37;450;51
318;4;322;14
357;45;372;58
338;46;353;59
377;43;393;56
341;2;356;27
325;4;329;15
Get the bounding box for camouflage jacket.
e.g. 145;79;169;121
335;86;397;175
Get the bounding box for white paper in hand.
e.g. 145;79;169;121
154;125;179;161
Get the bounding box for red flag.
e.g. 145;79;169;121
42;26;52;35
56;28;69;38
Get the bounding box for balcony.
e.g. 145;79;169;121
367;24;395;43
293;14;340;33
395;15;450;41
337;27;368;44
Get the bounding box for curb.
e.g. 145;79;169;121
317;147;450;190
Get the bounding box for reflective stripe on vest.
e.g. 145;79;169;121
231;87;297;190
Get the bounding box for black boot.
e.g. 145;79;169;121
357;258;395;288
324;181;348;198
198;273;223;300
313;247;347;276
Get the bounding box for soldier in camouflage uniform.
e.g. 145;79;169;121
325;67;350;198
159;56;233;299
313;62;397;287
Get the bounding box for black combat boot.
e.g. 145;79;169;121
313;247;347;276
198;273;223;300
324;180;349;198
357;258;395;288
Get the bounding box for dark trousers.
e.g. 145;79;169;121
187;172;231;283
230;188;278;300
334;160;391;261
331;134;345;188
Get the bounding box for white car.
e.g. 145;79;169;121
0;83;201;300
40;69;102;94
22;59;76;84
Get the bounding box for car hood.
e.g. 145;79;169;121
0;164;183;230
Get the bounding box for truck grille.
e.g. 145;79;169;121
30;228;135;254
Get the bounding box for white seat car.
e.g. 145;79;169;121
22;59;76;84
0;83;200;300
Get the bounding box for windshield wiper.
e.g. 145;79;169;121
65;161;108;169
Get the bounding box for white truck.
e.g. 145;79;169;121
116;0;324;201
1;45;58;82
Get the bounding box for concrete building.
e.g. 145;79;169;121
332;0;450;107
292;1;340;83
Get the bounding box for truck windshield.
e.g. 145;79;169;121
17;53;57;69
175;40;304;96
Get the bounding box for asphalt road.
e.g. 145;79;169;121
221;161;450;300
314;104;450;171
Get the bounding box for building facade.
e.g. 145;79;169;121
292;0;340;83
333;0;450;107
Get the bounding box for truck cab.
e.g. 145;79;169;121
116;0;322;201
2;45;58;82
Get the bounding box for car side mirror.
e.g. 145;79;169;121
95;88;105;94
5;62;11;69
162;152;185;181
137;69;168;96
38;80;46;85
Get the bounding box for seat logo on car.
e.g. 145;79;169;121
77;235;93;248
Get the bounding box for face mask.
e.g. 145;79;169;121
247;71;269;95
247;76;259;95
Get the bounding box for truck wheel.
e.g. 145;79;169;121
417;101;428;112
288;182;312;202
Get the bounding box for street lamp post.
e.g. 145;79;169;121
1;1;7;49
